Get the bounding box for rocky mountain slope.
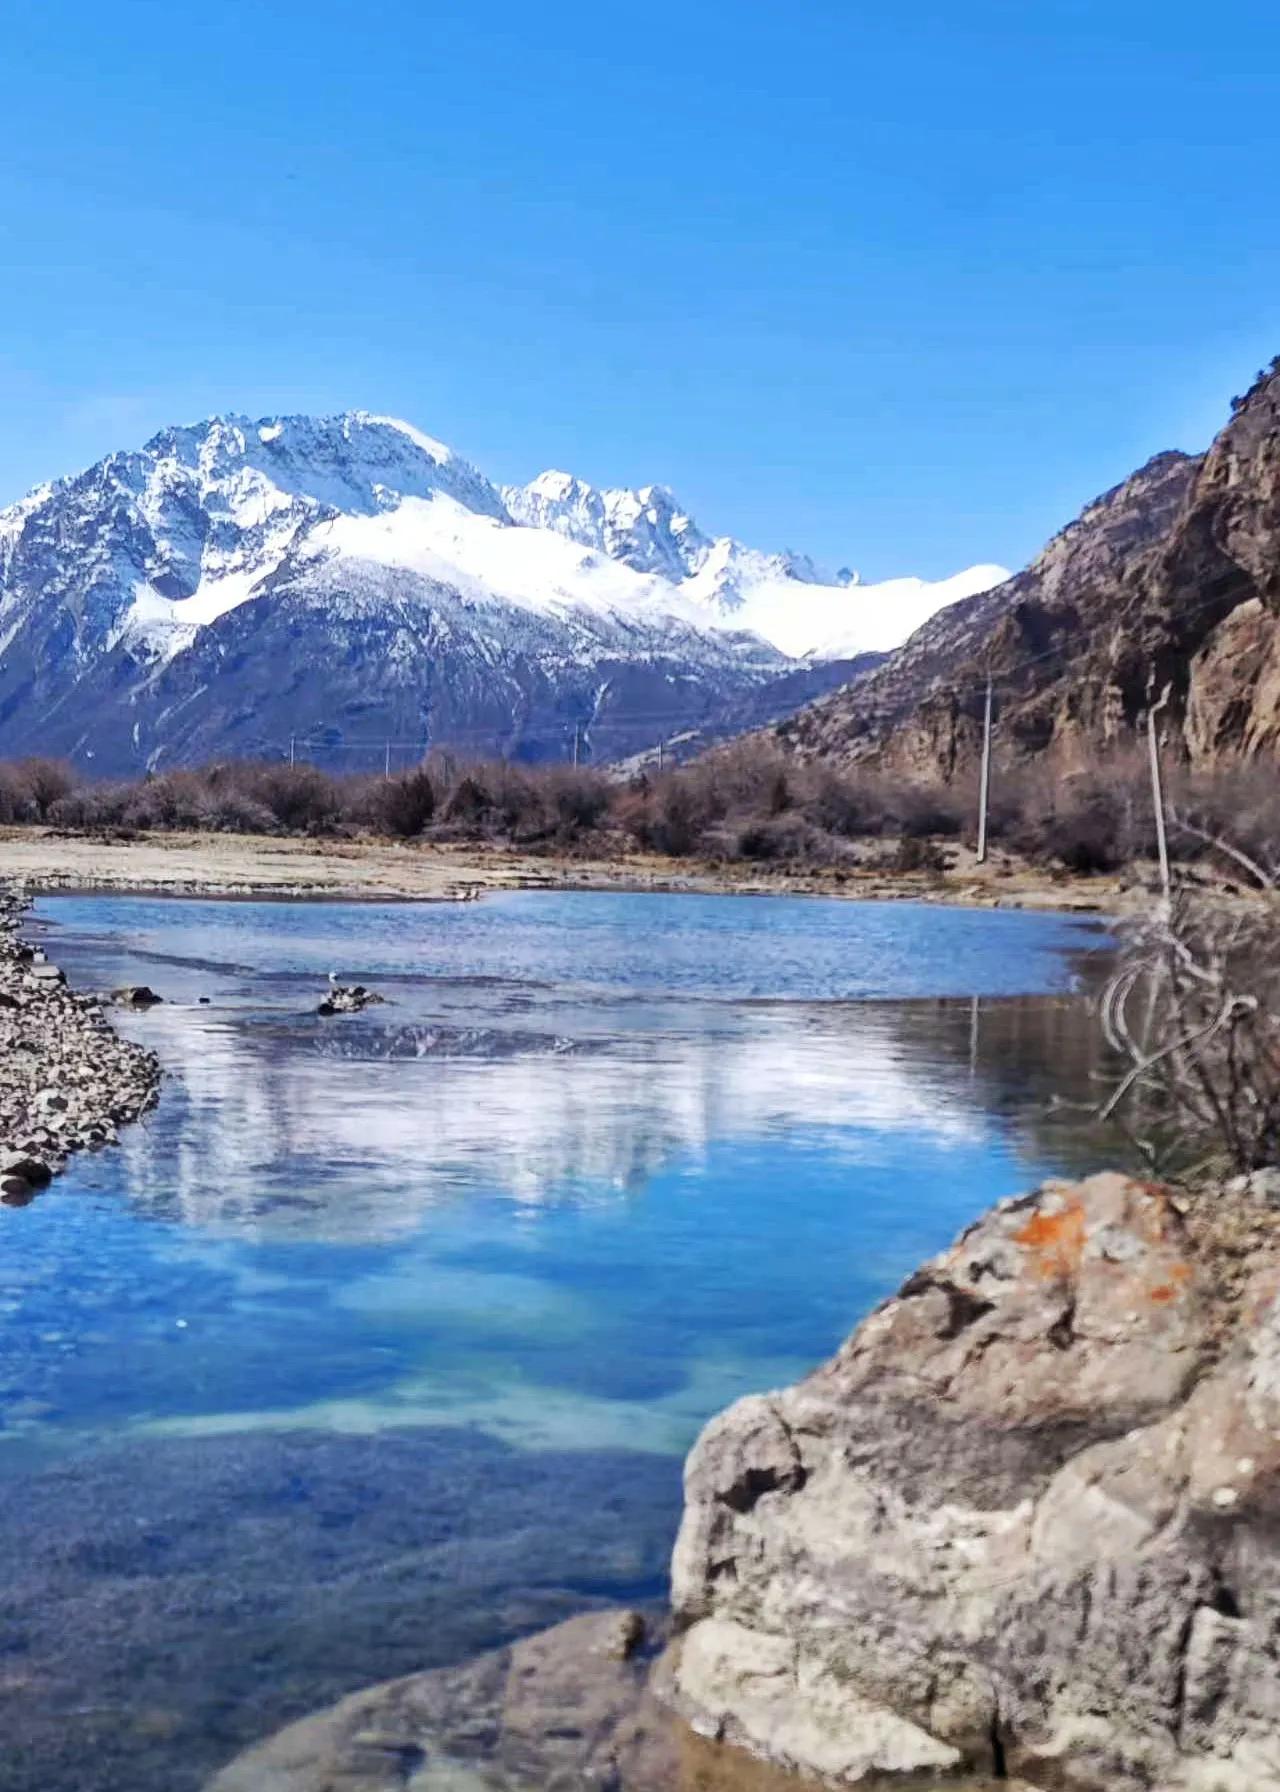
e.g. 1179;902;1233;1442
776;362;1280;775
0;413;1002;773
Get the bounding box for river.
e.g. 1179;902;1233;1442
0;890;1118;1792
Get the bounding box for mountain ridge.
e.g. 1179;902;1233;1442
0;409;1004;772
771;362;1280;776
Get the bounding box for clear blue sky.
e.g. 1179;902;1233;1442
3;0;1278;578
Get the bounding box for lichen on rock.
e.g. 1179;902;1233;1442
665;1171;1280;1790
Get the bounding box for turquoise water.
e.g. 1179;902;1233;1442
0;891;1114;1792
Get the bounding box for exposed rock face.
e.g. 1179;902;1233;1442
778;362;1280;774
666;1171;1280;1790
0;884;161;1194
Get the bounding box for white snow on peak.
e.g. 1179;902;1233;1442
503;466;1007;658
800;564;1011;660
310;492;717;636
357;413;455;464
1;409;1009;669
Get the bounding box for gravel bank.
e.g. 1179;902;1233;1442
0;882;161;1202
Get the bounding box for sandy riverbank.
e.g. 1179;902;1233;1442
0;827;1141;912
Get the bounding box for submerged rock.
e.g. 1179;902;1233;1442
206;1611;672;1792
665;1171;1280;1790
316;982;385;1017
208;1611;904;1792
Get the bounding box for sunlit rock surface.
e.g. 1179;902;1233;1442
667;1171;1280;1789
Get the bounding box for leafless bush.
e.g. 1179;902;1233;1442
1101;888;1280;1175
891;835;948;875
999;755;1157;873
0;748;1276;892
8;757;76;820
232;763;340;833
376;768;437;839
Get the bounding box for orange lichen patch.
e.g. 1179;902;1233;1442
1149;1285;1177;1303
1148;1261;1192;1303
1015;1201;1088;1280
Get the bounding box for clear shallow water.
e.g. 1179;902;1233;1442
0;890;1116;1792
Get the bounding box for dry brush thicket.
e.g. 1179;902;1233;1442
2;745;1280;879
1101;808;1280;1178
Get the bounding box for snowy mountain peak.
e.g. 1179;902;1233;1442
0;407;1011;773
502;470;712;583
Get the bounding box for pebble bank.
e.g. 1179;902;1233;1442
0;883;161;1204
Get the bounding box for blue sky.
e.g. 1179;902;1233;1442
2;0;1278;578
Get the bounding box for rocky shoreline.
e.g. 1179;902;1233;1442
205;1171;1280;1792
0;882;161;1203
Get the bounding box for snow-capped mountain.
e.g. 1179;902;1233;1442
502;469;1005;658
0;411;1006;772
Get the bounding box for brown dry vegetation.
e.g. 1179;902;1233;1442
0;744;1277;883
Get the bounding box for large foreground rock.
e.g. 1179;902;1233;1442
667;1171;1280;1790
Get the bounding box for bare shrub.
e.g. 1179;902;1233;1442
46;785;132;830
545;768;610;836
731;813;822;863
12;758;77;820
892;780;966;840
0;764;38;823
892;835;948;874
805;769;883;838
235;763;340;833
1001;756;1155;875
442;773;490;828
377;768;437;839
1101;889;1280;1175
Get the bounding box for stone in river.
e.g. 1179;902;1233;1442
111;985;165;1007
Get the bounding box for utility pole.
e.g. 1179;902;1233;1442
572;723;580;769
657;737;664;774
384;740;392;781
976;673;994;865
289;734;296;768
1148;684;1172;907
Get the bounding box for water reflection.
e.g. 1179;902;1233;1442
0;892;1119;1792
106;996;1010;1240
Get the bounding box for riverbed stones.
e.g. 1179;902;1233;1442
316;982;385;1016
0;882;161;1191
111;984;164;1007
665;1170;1280;1790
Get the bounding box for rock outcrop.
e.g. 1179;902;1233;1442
666;1171;1280;1790
0;884;161;1197
205;1611;678;1792
777;360;1280;775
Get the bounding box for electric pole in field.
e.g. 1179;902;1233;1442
572;723;580;768
976;673;994;865
1148;684;1172;907
657;737;664;774
289;734;296;768
384;740;392;781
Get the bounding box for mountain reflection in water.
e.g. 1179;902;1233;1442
0;890;1119;1792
